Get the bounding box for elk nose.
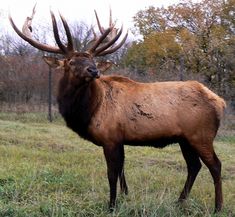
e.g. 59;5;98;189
87;66;100;78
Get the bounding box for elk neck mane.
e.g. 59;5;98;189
57;75;102;140
57;74;134;140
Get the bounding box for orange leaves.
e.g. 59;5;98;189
143;30;181;66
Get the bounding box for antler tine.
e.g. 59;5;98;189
9;12;63;54
50;10;67;54
97;31;128;56
108;8;118;27
91;26;97;40
109;7;112;27
93;25;124;56
88;27;114;55
59;12;74;52
94;10;105;34
87;8;128;57
22;3;36;37
9;5;75;55
95;8;117;37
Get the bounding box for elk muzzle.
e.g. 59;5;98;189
87;66;100;78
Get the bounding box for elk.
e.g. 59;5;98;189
9;7;226;213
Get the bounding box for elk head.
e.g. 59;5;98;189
9;7;128;84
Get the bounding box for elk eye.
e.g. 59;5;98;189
69;60;76;66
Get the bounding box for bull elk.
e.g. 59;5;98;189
9;7;226;213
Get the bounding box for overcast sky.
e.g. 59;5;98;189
1;1;183;27
0;0;200;39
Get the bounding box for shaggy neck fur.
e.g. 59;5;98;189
57;74;102;140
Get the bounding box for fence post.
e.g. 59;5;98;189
48;66;52;122
179;56;184;81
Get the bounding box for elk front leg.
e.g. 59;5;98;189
119;145;128;195
119;168;128;195
103;144;124;210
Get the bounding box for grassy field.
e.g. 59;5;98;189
0;112;234;217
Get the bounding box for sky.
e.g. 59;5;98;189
1;0;184;23
1;0;185;32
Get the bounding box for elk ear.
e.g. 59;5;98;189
96;61;115;72
43;56;65;69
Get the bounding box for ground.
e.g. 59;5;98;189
0;112;234;217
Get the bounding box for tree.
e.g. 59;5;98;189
124;0;235;105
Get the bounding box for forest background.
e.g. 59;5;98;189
0;0;234;116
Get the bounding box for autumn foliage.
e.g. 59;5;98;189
0;0;234;111
123;0;235;107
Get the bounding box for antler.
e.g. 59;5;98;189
9;6;127;57
22;3;36;37
9;5;74;55
50;10;74;54
94;8;118;41
88;9;128;57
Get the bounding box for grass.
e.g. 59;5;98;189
0;112;234;216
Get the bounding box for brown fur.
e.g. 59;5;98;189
9;11;226;210
10;8;226;212
57;63;226;212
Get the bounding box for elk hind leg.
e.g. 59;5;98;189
198;149;223;212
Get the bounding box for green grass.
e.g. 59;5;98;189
0;112;234;216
